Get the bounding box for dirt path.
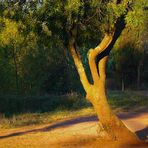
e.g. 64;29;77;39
0;111;147;148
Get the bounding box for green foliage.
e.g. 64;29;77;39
105;2;127;30
0;2;80;94
125;0;148;37
108;91;148;110
108;38;143;89
0;18;24;46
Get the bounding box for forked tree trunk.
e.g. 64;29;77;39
86;56;139;142
68;30;139;142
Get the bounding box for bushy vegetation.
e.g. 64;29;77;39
0;92;90;116
0;91;147;128
108;91;148;110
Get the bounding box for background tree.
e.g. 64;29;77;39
0;1;77;95
110;42;143;91
0;18;24;92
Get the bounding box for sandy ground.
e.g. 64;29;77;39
0;111;147;148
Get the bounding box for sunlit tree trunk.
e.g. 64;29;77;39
87;54;138;141
69;29;139;142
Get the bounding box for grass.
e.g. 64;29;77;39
108;90;148;110
0;107;95;129
0;90;147;129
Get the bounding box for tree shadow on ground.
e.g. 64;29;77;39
0;116;98;139
0;113;147;141
135;127;148;140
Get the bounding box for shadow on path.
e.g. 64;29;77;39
0;112;147;141
0;116;98;139
136;127;148;140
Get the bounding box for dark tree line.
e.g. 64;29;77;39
0;0;147;96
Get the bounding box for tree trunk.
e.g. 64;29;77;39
86;56;139;142
68;24;140;142
90;88;139;142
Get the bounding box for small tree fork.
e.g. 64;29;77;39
88;34;113;84
87;34;139;141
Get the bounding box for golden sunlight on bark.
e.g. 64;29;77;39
88;34;113;84
98;56;108;82
69;43;91;93
90;55;139;142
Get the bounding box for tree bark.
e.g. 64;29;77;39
88;59;138;142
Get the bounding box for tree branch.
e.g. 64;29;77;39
98;56;108;82
87;34;113;84
69;40;91;92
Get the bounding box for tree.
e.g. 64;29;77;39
110;41;143;91
39;0;147;142
110;10;148;91
0;18;24;92
73;1;146;142
0;2;76;95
